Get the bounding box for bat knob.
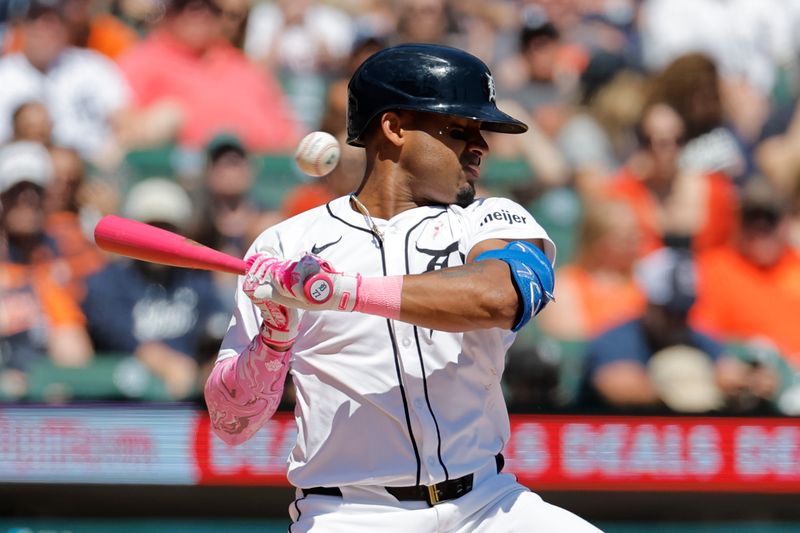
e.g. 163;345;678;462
304;273;333;304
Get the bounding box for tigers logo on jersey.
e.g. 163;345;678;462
415;241;464;273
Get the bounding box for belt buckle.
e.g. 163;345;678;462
426;483;444;506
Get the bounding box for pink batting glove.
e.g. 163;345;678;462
244;252;402;320
243;252;361;312
243;253;302;347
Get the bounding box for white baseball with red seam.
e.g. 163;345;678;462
294;131;341;177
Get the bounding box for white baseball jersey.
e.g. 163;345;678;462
218;195;555;489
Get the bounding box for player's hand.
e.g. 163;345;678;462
243;252;360;312
243;254;303;347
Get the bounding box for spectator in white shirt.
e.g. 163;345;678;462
0;0;131;166
243;0;355;130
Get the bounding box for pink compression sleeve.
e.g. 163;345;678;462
204;335;291;446
353;275;403;320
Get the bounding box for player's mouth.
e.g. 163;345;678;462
463;156;481;179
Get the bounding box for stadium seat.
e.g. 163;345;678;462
26;354;173;403
526;187;582;267
251;154;308;210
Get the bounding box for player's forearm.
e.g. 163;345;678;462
204;336;291;446
398;260;519;332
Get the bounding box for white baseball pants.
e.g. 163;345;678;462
288;461;602;532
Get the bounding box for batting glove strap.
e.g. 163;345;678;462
258;320;297;348
303;268;361;312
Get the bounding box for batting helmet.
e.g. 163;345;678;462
346;43;528;147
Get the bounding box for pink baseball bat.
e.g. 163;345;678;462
93;215;333;302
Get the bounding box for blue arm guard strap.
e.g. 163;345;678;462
474;241;555;332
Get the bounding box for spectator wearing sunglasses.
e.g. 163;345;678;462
692;177;800;370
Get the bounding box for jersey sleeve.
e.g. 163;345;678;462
462;197;556;264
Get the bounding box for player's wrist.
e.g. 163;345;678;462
353;275;403;320
258;321;297;350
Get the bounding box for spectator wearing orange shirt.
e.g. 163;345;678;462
693;178;800;369
580;247;775;413
0;141;93;398
604;101;738;257
538;199;645;341
117;0;301;152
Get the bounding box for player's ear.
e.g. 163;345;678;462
380;112;405;147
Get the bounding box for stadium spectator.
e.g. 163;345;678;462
392;0;461;48
603;101;738;256
11;100;52;146
216;0;249;48
538;199;645;341
579;247;776;413
692;178;800;370
85;0;153;59
0;141;94;399
495;7;574;138
318;34;386;138
557;57;647;196
480;98;570;194
117;0;300;152
639;0;797;146
244;0;354;73
243;0;355;130
281;131;365;219
81;178;228;400
648;53;747;181
445;0;522;67
43;146;106;300
0;0;132;164
756;99;800;250
194;133;257;248
192;132;278;310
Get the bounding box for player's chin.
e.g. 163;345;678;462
455;182;476;207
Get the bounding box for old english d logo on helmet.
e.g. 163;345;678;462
346;43;528;147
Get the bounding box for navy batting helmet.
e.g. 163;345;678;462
346;43;528;147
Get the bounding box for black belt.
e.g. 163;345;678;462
301;454;504;507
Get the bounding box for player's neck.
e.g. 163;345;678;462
353;173;417;221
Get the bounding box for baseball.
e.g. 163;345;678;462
294;131;341;177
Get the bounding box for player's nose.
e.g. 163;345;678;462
467;131;488;158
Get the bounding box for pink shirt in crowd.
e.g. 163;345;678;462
118;31;301;152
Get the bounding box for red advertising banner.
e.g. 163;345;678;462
193;412;294;485
504;415;800;492
193;414;800;492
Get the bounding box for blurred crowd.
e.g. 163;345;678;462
2;0;800;416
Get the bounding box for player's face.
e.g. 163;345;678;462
401;112;489;208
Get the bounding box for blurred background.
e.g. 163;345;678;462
1;0;800;531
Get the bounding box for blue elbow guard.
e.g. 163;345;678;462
474;241;555;332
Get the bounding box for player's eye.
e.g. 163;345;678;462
446;128;467;141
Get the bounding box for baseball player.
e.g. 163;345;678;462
205;44;600;532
